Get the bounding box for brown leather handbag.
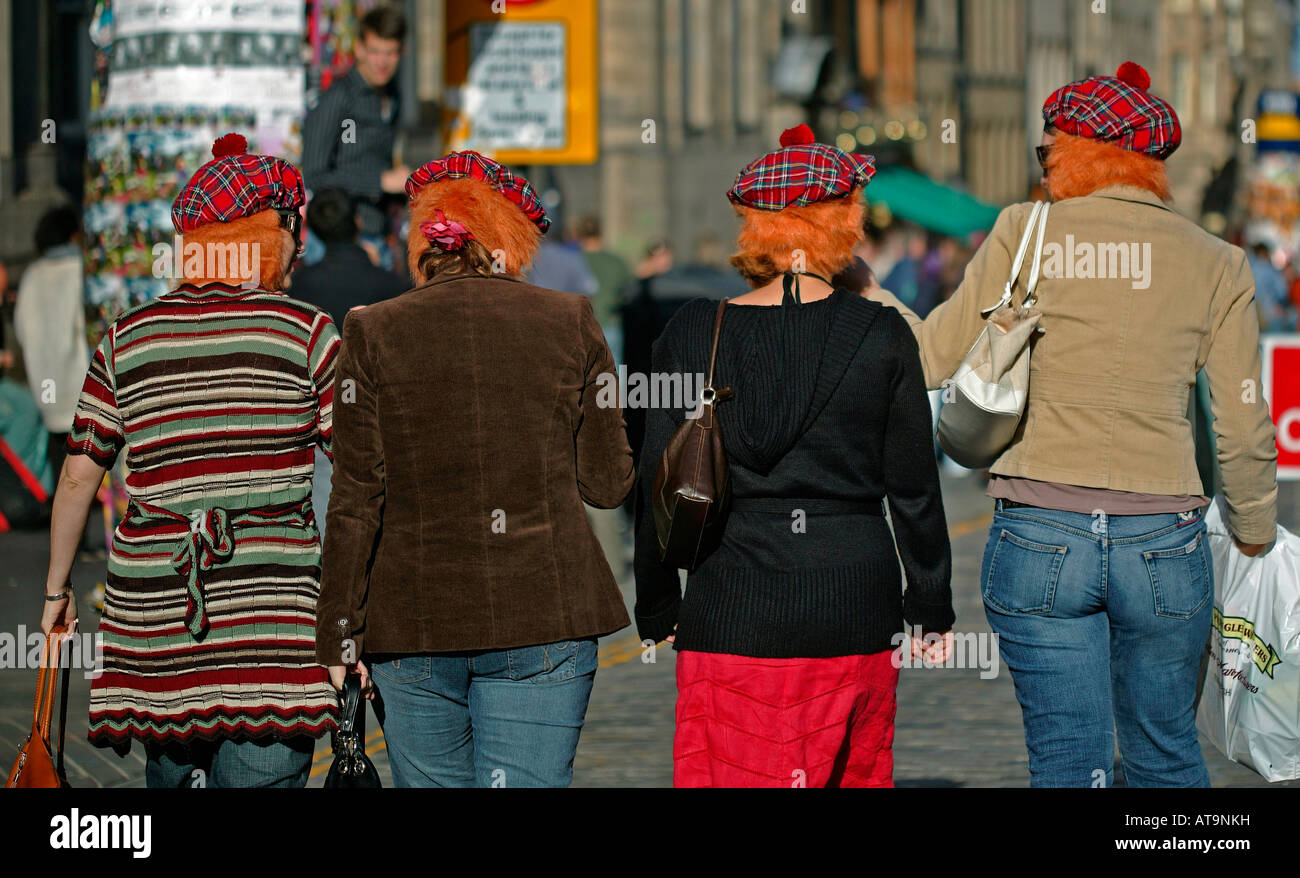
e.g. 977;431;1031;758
6;624;72;788
652;299;732;570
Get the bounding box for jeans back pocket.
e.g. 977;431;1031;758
507;638;599;684
1143;530;1212;620
371;655;433;684
983;529;1068;615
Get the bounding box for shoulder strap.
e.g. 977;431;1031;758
703;299;729;390
1022;202;1051;307
981;201;1044;317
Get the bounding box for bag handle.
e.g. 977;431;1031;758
1023;202;1051;307
699;300;732;405
338;673;363;735
32;626;69;748
981;201;1046;317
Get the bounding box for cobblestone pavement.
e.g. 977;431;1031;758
1;473;1295;787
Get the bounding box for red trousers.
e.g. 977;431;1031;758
673;649;900;788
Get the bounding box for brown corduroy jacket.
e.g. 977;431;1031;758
315;272;634;665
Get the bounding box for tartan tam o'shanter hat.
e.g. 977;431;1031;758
1041;61;1181;159
405;150;550;233
728;124;876;211
171;133;305;233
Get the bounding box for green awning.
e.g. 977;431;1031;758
864;165;1001;238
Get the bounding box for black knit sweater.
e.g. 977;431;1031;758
633;288;954;658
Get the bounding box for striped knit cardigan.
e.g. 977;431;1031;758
67;281;342;750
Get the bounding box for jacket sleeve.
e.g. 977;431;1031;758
633;321;686;643
576;297;635;508
881;310;955;633
316;311;385;665
867;203;1030;389
1204;247;1278;544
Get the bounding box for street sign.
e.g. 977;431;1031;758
444;0;598;165
1262;335;1300;480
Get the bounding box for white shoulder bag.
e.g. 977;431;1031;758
936;201;1050;468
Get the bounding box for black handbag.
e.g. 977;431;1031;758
324;673;381;788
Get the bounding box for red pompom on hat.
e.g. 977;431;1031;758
211;132;248;157
1114;61;1151;91
1041;60;1180;158
779;124;816;147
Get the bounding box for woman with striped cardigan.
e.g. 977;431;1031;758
40;135;341;787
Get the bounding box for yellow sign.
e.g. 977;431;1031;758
444;0;598;165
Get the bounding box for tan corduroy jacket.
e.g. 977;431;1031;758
870;184;1278;543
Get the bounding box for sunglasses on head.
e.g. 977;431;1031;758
276;208;304;254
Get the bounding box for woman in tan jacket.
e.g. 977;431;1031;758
869;63;1277;787
316;151;634;787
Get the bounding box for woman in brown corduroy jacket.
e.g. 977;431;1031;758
316;151;634;788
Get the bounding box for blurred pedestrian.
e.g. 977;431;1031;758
1248;242;1293;332
13;205;88;480
870;62;1277;787
635;125;954;788
40;133;341;787
573;215;634;583
526;230;599;298
301;4;410;270
575;215;630;363
318;151;634;788
290;188;408;539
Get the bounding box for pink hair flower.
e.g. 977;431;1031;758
419;210;475;251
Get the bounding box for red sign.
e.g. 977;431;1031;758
1263;335;1300;480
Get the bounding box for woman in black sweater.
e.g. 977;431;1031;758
634;126;954;787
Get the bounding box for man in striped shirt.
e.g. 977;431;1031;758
301;5;410;269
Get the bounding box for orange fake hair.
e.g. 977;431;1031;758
1045;130;1170;202
730;190;865;288
179;209;292;290
407;177;541;282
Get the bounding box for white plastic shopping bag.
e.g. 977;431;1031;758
1197;497;1300;782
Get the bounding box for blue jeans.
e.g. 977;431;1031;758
370;637;599;788
143;737;315;788
981;501;1213;788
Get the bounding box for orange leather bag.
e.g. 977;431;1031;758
5;624;72;788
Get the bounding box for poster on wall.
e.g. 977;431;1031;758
84;0;308;331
